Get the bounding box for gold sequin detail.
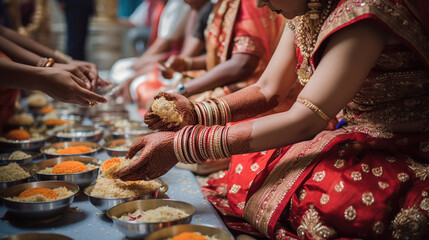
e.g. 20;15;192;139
407;158;429;181
420;198;429;211
334;159;345;168
351;171;362;181
297;205;336;239
386;156;396;163
313;171;326;182
235;164;243;174
344;206;357;221
419;142;429;152
250;163;260;172
362;192;375;206
229;184;241;194
372;167;383;177
373;221;384;235
237;202;245;210
299;189;307;202
392;206;428;240
422;191;428;197
397;172;409;182
378;181;390;190
320;194;330;205
361;164;369;173
334;181;344;192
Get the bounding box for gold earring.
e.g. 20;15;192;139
308;0;321;20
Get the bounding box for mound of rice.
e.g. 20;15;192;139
89;178;161;198
8;151;31;160
6;113;34;126
116;206;188;222
0;163;30;181
7;186;74;202
100;157;133;179
151;97;183;123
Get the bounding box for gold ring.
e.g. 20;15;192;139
87;99;97;107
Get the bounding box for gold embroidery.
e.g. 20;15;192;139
221;199;229;207
373;221;384;235
351;171;362;181
361;163;369;173
419;142;429;152
420;198;429;211
407;158;429;181
297;205;336;239
372;167;383;177
237;202;245;210
299;189;307;202
334;181;344;192
250;163;260;172
378;181;390;190
334;159;345;168
386;156;396;163
344;206;357;221
313;171;326;182
391;206;428;240
229;184;241;194
232;36;261;56
397;172;410;182
235;164;243;174
320;194;330;205
422;191;428;197
362;192;375;206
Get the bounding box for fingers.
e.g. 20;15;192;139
71;68;91;89
126;137;146;159
148;118;169;130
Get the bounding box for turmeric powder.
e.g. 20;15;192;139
44;119;68;126
41;107;55;113
56;145;92;155
6;129;31;140
171;232;208;240
52;161;89;174
19;187;58;200
100;157;121;171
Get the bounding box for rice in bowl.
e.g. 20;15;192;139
8;151;31;160
0;163;31;181
115;206;189;223
89;178;161;198
6;186;74;202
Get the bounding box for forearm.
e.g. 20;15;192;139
0;60;43;90
0;26;68;63
184;53;259;96
0;36;41;66
141;38;171;58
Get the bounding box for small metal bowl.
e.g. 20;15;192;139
0;233;73;240
0;151;33;166
0;181;79;219
107;199;195;239
84;179;168;212
41;141;101;159
0;136;49;153
146;224;235;240
55;126;103;142
31;156;101;189
0;166;35;191
102;139;134;157
111;126;153;139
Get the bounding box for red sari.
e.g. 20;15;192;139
0;52;19;134
203;1;429;239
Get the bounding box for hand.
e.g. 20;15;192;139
159;56;186;79
113;131;177;181
112;76;135;103
69;60;110;90
40;68;107;106
144;92;197;131
53;63;91;89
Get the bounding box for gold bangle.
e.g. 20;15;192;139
296;98;330;121
183;57;192;71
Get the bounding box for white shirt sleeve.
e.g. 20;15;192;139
129;1;149;27
157;0;191;40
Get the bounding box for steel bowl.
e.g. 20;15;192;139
0;166;35;191
40;141;101;159
0;136;49;153
31;156;101;189
111;125;153;140
0;151;33;166
0;233;73;240
107;199;195;239
146;224;235;240
55;126;103;142
92;112;129;128
0;181;79;219
84;179;168;212
102;138;135;157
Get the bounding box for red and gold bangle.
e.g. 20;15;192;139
193;102;202;124
182;126;194;164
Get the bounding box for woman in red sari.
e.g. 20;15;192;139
116;0;429;239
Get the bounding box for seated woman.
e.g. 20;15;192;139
115;0;429;239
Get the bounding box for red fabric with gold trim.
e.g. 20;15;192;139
0;51;19;134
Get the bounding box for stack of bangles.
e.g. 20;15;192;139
37;57;55;67
174;125;231;164
193;98;231;126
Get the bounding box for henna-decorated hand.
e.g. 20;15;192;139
113;131;177;181
144;92;197;131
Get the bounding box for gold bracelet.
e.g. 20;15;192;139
296;98;330;121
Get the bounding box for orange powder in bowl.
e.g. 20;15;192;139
6;129;31;140
56;145;92;155
41;107;55;113
44;119;68;126
52;161;88;174
171;232;208;240
100;157;121;171
19;187;58;200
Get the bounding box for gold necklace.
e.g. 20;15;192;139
294;0;333;86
